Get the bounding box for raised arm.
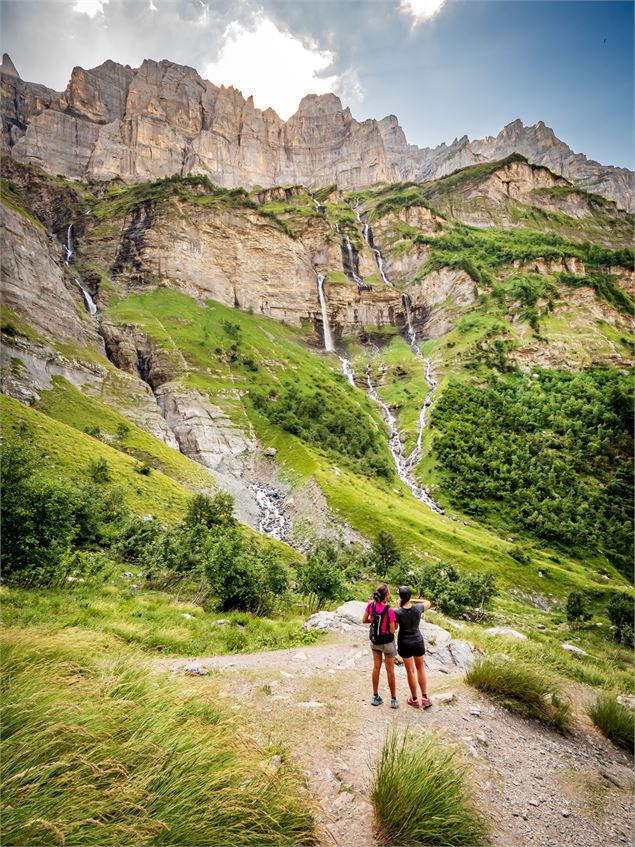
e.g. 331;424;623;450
412;598;432;611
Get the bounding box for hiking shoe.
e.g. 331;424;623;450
407;696;420;708
390;697;399;709
420;696;432;709
371;694;383;706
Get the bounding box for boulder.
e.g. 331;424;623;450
264;447;277;457
616;694;635;711
561;643;590;656
303;611;336;631
483;627;528;640
334;600;367;626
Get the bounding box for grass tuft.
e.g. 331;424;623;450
371;729;489;846
1;629;315;846
587;693;634;752
465;656;572;730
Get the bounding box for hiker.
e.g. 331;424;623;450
395;585;432;709
362;583;398;708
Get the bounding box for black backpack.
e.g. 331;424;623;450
369;602;393;644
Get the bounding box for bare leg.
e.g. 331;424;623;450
403;657;418;699
385;657;396;698
372;650;383;695
414;655;428;698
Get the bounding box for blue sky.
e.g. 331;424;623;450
2;0;633;168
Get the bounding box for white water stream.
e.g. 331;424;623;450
339;356;356;386
317;273;335;352
354;202;393;287
253;483;287;540
63;223;98;315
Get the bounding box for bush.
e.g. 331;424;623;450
204;529;288;614
372;530;401;578
1;438;79;586
607;593;635;645
295;540;347;604
371;730;489;846
87;457;110;483
465;657;571;730
411;561;497;617
133;461;152;475
184;491;236;530
565;591;591;628
587;693;634;752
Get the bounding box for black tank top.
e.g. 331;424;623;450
395;604;424;645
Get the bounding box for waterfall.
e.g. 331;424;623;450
354;202;393;287
317;274;334;352
307;191;325;214
64;224;73;264
74;279;97;316
339;356;355;386
402;292;416;345
253;483;287;540
342;235;362;284
364;347;444;514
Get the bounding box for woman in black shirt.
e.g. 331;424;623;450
394;585;432;708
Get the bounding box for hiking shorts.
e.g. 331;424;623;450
397;640;425;659
370;640;396;658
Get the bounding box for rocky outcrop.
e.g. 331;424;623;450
2;54;632;209
0;202;99;347
304;601;476;672
404;269;478;338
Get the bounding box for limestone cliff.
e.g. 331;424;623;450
2;54;632;210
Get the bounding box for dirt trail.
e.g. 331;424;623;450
155;632;633;847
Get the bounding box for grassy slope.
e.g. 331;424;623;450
101;289;625;598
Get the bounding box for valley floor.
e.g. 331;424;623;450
156;632;634;847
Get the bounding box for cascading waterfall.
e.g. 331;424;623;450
75;279;98;316
62;223;97;315
253;483;287;541
339;356;355;386
307;190;325;214
364;342;443;514
342;234;362;284
64;224;73;264
316;273;335;352
354;201;393;287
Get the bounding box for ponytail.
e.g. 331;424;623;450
373;583;389;603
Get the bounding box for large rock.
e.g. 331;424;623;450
303;603;476;672
483;627;528;640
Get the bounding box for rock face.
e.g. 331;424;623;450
2;54;632;210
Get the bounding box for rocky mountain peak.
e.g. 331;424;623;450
294;92;346;117
1;56;632;209
1;53;20;79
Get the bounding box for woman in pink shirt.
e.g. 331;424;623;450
362;583;398;708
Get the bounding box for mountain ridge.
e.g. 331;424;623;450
2;52;632;211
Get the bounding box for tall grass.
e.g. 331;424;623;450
1;629;315;846
588;694;634;753
465;657;571;730
371;730;489;846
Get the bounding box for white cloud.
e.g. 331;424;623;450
72;0;109;18
400;0;448;26
206;16;340;120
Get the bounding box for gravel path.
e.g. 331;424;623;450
155;632;633;847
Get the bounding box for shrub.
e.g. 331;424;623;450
412;561;497;617
372;529;401;578
295;540;347;604
607;593;635;645
87;457;110;483
587;693;634;752
566;591;592;628
184;491;236;530
0;438;79;586
371;729;489;846
465;657;571;730
133;461;152;475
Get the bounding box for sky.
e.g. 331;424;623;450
1;0;633;168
